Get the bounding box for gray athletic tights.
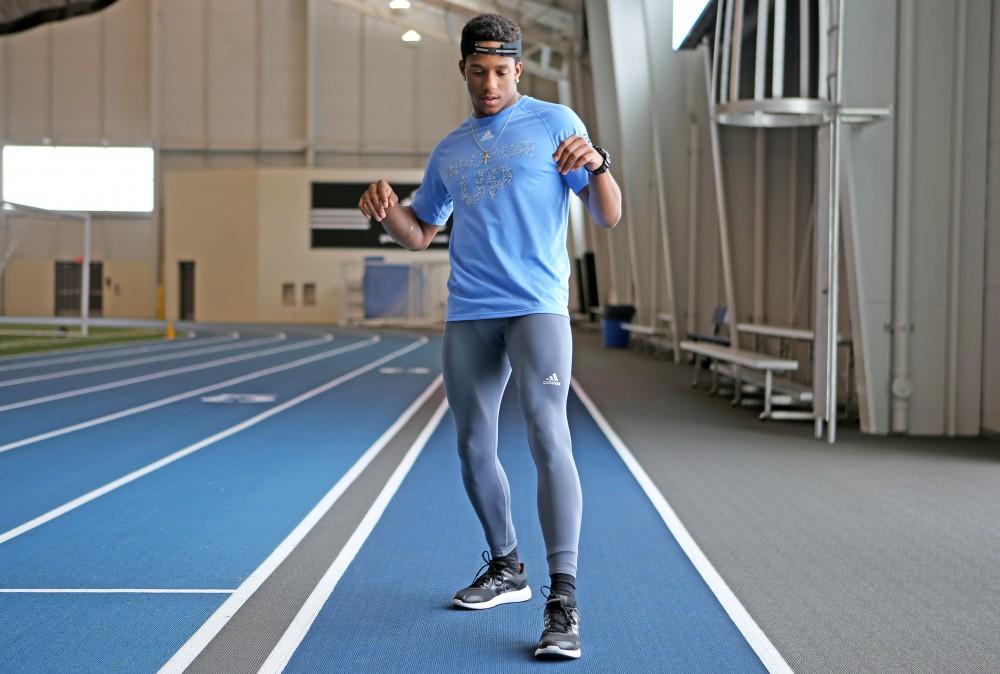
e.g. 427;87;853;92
442;313;582;576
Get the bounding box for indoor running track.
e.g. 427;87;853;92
0;324;791;673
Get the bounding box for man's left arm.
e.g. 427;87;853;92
553;135;622;229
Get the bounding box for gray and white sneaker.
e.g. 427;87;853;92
534;588;581;659
452;551;531;610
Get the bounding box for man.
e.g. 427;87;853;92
358;13;621;660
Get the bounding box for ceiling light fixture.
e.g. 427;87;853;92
401;29;421;43
389;0;412;9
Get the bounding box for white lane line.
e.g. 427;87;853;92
0;336;375;455
0;334;286;387
160;376;444;674
0;588;234;594
0;333;237;374
255;398;448;674
0;334;336;414
0;337;430;547
570;379;794;674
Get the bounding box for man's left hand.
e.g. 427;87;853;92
553;135;602;175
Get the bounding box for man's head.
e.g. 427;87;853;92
459;13;524;117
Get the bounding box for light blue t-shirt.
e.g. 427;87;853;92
410;95;590;321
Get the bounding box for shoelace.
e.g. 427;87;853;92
540;585;577;631
470;550;509;588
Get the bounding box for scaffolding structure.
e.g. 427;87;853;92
703;0;890;443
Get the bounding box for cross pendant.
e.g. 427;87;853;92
482;152;489;164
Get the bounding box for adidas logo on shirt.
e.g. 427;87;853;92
480;130;494;141
543;373;561;386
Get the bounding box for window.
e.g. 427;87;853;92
2;145;154;212
303;283;317;307
673;0;713;50
282;282;296;307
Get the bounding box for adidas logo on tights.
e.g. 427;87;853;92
543;373;561;386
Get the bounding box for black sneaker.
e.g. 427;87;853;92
534;588;581;659
452;551;531;610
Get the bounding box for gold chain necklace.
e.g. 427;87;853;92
470;96;521;164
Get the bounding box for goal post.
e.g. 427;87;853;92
1;201;92;337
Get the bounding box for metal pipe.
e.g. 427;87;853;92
817;0;829;99
772;0;787;97
947;0;967;436
98;12;106;141
687;121;700;337
151;0;164;307
891;0;914;433
754;129;765;323
203;0;211;146
47;25;55;142
640;0;679;355
256;0;263;155
704;45;741;349
711;0;724;107
799;0;810;97
787;128;798;324
0;35;7;141
720;0;735;103
305;0;317;166
730;0;745;102
825;0;845;443
81;214;91;337
755;0;770;101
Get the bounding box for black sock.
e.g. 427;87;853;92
494;548;520;569
550;573;576;599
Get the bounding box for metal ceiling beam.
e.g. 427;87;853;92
325;0;567;81
412;0;573;53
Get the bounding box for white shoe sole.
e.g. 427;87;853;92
534;645;582;659
452;586;532;610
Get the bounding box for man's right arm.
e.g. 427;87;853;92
358;178;440;251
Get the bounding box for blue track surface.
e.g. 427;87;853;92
0;328;442;672
284;389;767;673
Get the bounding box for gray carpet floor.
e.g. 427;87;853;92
571;329;1000;674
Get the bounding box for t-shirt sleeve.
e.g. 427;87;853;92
409;147;453;227
550;105;592;195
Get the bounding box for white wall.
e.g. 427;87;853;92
0;0;503;319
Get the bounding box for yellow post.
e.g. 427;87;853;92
165;321;176;340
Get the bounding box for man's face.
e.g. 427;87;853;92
459;42;523;117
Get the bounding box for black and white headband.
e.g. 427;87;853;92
461;38;522;58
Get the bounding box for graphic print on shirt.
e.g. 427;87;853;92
447;141;536;206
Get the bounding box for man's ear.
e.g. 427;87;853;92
514;61;523;81
458;59;466;79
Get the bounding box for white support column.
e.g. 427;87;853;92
824;0;846;443
203;0;211;149
256;0;263;155
641;0;680;359
705;33;741;348
47;25;55;143
305;0;317;166
687;121;699;337
891;0;914;433
787;128;798;324
98;11;107;142
946;0;968;436
81;214;91;337
151;0;164;311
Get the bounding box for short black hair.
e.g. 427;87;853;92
461;13;522;60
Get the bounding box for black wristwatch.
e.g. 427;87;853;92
587;145;612;176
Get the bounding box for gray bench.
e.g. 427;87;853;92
622;314;676;356
680;340;799;420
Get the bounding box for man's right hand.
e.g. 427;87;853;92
358;179;398;222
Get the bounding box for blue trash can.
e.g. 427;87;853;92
602;305;635;348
